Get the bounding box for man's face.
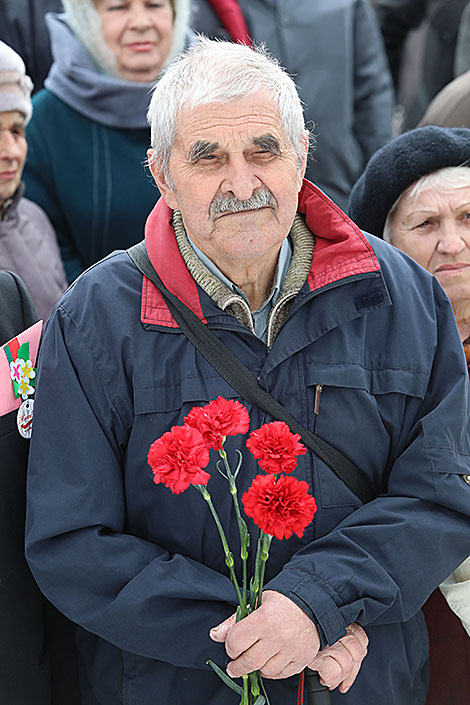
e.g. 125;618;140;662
150;93;307;273
0;111;27;207
390;185;470;313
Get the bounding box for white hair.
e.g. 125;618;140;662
383;165;470;242
147;36;310;183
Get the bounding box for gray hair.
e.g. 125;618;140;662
147;36;310;183
383;165;470;243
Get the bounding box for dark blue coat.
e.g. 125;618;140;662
25;182;470;705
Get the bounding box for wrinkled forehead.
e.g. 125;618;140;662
173;95;288;151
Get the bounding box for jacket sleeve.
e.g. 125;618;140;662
266;281;470;646
25;305;238;669
25;107;83;284
375;0;427;89
352;0;394;166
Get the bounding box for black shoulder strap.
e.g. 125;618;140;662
128;241;376;504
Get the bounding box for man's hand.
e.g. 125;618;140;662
210;590;321;679
307;622;368;693
209;591;368;691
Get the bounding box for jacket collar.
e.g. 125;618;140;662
0;182;24;221
141;179;381;328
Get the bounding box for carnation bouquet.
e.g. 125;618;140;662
147;396;317;705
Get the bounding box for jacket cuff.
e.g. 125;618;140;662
265;572;348;647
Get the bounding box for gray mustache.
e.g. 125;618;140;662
209;188;276;220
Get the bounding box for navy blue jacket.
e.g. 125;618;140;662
25;182;470;705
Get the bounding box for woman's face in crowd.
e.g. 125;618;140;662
95;0;174;82
0;111;27;207
390;184;470;312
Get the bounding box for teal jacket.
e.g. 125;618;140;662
24;89;158;283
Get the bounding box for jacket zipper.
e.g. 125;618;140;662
314;384;323;416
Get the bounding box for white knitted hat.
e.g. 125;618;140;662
61;0;190;78
0;41;33;123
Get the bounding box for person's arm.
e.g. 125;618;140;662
440;556;470;636
352;0;394;166
375;0;427;90
24;105;83;283
213;277;470;663
25;304;239;670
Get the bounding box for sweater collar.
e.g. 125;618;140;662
140;179;381;327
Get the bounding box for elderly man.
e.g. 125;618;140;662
26;40;470;705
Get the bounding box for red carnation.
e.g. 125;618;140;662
184;396;250;451
242;473;317;540
246;421;307;475
147;424;210;494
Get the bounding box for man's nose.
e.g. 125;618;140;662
436;221;467;254
220;157;262;201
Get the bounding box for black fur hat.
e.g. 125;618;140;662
348;126;470;237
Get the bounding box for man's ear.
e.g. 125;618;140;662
297;130;309;189
147;149;178;209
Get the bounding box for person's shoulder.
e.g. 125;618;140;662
30;89;74;123
0;272;38;344
19;197;55;230
363;230;438;298
0;270;32;299
60;251;141;314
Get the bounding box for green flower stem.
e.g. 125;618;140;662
195;485;243;607
250;532;273;611
219;447;249;617
249;671;261;697
255;533;273;609
242;675;249;704
249;533;263;613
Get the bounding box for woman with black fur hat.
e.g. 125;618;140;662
349;125;470;705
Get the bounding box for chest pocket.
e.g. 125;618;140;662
302;362;429;511
134;375;243;418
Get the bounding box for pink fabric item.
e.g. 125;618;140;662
0;320;42;416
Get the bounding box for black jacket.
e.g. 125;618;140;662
0;271;80;705
0;0;62;92
376;0;468;101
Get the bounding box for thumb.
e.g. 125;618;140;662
209;613;237;642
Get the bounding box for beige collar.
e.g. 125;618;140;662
172;210;315;344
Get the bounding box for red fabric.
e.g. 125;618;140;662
297;670;305;705
423;589;470;705
206;0;252;45
8;337;20;360
142;180;380;327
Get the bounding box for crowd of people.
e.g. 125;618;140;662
0;2;469;705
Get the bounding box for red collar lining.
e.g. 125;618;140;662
141;181;380;327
